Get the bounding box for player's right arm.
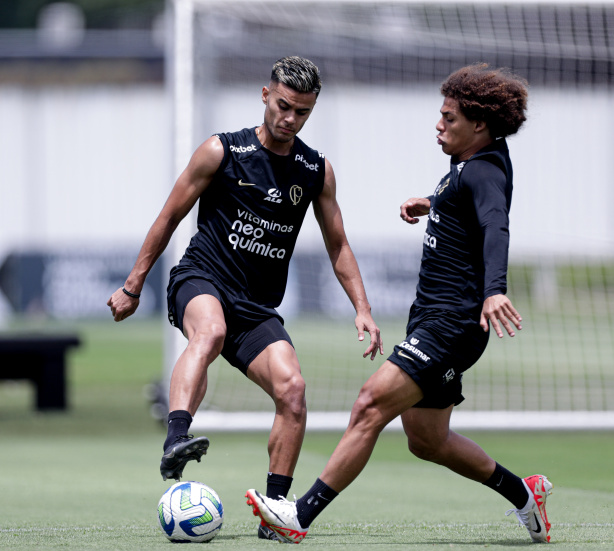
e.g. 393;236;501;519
464;159;522;338
400;197;431;224
107;135;225;322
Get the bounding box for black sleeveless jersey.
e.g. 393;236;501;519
168;126;325;322
413;138;513;318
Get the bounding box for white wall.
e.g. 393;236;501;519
0;85;171;253
1;83;612;260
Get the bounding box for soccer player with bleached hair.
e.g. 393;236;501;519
247;64;553;544
107;55;383;541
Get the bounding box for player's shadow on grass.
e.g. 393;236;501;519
212;528;536;546
262;534;536;547
423;540;536;547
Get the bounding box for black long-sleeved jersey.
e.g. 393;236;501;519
413;138;513;318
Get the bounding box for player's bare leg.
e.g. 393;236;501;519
247;341;307;477
247;341;306;540
161;295;226;481
402;406;552;542
246;361;424;542
319;361;424;492
170;294;227;413
401;406;496;482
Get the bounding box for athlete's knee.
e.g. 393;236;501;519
188;323;226;359
406;433;447;463
274;373;306;418
349;386;389;434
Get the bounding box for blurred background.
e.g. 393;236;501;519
0;0;167;322
1;0;613;429
1;5;613;548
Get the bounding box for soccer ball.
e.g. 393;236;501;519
157;481;224;543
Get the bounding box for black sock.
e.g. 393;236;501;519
483;463;529;509
163;410;192;451
266;472;293;500
295;478;338;528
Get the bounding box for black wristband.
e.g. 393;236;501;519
122;286;141;299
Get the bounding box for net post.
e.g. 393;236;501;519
162;0;197;403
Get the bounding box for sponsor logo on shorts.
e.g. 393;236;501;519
410;337;419;346
399;340;431;362
443;368;455;384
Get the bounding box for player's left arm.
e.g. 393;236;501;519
467;160;523;338
313;158;383;359
481;294;522;338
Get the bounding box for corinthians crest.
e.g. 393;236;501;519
435;178;450;196
289;185;303;206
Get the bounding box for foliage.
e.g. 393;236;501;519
0;0;164;29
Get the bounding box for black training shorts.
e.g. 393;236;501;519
171;278;293;375
388;305;489;409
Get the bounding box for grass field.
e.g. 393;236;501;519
1;317;613;550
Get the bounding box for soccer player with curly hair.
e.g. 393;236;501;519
247;64;553;544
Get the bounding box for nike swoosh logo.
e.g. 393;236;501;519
238;179;256;186
532;513;542;533
397;350;416;361
260;493;285;525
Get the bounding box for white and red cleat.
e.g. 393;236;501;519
246;489;308;544
506;474;553;543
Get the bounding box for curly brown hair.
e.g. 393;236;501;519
441;63;528;138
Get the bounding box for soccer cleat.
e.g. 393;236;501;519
160;435;210;481
245;489;308;544
257;520;283;542
506;474;553;543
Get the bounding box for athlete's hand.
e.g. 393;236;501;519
400;197;431;224
107;287;140;322
480;294;522;338
355;313;384;360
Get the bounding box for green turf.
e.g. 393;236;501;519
0;430;613;550
0;318;613;550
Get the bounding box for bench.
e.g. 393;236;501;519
0;334;81;410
